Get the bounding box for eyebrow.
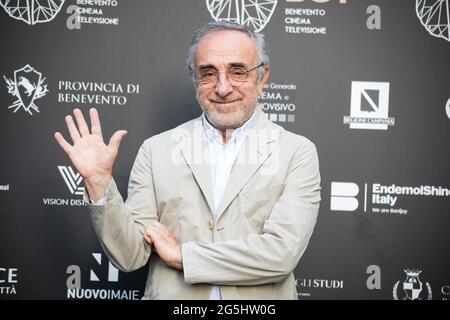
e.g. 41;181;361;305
198;64;217;71
228;62;246;68
197;62;248;71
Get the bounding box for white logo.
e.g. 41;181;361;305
0;267;18;295
416;0;450;42
1;0;65;25
331;181;449;215
442;285;450;299
90;253;118;283
259;82;297;123
42;166;86;207
330;182;359;211
58;166;85;196
446;98;450;119
393;269;432;300
296;277;344;297
57;80;140;106
206;0;278;32
66;253;140;300
66;2;120;30
4;65;49;115
344;81;394;130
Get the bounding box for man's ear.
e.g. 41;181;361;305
257;66;270;96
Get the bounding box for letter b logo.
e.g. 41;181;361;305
330;182;359;211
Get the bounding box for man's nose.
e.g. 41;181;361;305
215;72;233;97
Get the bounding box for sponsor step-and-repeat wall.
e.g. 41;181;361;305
0;0;449;300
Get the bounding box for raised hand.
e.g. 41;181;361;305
54;108;127;201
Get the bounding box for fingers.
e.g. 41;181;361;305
146;222;176;243
65;115;81;143
73;108;90;137
151;221;177;241
64;108;125;150
144;228;153;246
147;224;161;240
108;130;128;153
89;108;103;139
54;132;73;154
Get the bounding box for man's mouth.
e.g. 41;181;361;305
211;99;240;105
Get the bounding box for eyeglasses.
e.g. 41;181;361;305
195;62;264;88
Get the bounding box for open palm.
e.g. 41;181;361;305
54;108;127;200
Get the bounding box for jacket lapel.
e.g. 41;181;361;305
215;109;281;221
178;117;215;214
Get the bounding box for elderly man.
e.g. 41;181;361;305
54;21;321;300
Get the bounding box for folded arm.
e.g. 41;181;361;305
148;141;321;285
181;142;321;286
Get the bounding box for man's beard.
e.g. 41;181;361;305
197;91;258;130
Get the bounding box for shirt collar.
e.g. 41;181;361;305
202;109;257;146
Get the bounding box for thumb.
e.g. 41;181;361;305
108;130;128;152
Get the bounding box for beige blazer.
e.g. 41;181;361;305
88;107;321;299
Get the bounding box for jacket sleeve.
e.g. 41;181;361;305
87;140;158;272
182;140;321;286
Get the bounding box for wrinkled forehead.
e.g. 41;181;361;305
194;29;258;68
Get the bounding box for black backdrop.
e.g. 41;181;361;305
0;0;449;300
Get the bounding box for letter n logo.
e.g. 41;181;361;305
90;253;119;283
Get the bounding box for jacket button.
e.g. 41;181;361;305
207;219;214;230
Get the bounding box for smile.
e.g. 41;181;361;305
211;99;240;105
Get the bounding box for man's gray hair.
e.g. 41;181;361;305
186;21;270;80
